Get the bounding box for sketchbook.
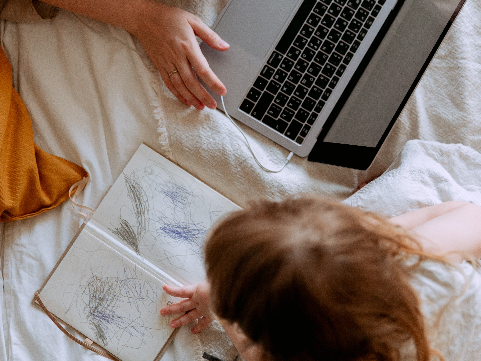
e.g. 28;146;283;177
35;144;240;361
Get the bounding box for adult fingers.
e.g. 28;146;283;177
174;57;218;109
158;66;204;109
187;44;227;98
190;17;230;51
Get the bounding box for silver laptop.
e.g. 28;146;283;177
201;0;466;169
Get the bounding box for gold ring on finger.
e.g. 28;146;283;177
168;69;179;77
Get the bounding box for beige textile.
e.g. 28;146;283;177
0;0;58;23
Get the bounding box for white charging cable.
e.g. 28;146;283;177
221;96;293;173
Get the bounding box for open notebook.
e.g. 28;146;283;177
35;144;240;361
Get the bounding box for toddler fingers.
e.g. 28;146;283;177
170;309;202;328
191;316;213;334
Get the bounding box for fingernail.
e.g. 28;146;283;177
170;321;178;328
219;40;229;48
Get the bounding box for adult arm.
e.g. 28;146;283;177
40;0;229;110
390;201;481;262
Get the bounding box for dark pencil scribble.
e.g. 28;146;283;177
111;218;140;254
124;173;149;241
74;266;160;349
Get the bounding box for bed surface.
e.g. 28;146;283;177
1;0;481;359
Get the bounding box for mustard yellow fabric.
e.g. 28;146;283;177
0;46;88;222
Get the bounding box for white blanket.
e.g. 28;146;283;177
1;0;481;359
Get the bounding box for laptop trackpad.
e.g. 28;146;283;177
214;0;300;60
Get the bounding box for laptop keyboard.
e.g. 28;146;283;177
239;0;387;145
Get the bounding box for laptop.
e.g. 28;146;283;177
201;0;466;169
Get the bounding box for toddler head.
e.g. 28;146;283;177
204;196;430;361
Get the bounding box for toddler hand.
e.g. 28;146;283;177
160;281;214;334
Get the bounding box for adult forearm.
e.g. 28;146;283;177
40;0;147;35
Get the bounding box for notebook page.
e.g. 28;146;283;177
92;144;240;285
40;229;181;361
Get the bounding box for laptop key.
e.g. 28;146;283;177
267;104;282;118
315;74;330;89
301;97;316;111
358;28;368;41
287;96;302;111
341;7;355;21
328;53;343;67
307;63;322;77
273;69;288;83
263;115;289;134
365;16;375;29
240;99;255;114
280;57;295;72
295;136;304;145
320;40;335;54
286;46;301;61
334;18;348;32
274;93;289;107
301;48;316;62
328;3;342;17
342;30;356;44
253;76;268;91
293;35;308;50
348;19;363;33
327;29;342;43
261;65;275;80
281;81;296;95
301;74;315;88
355;8;369;22
321;63;336;78
321;14;335;28
307;112;319;125
294;58;309;73
313;2;328;16
300;24;315;39
315;25;329;40
343;51;354;65
361;0;376;11
288;69;302;83
251;92;274;120
347;0;361;10
294;84;309;99
336;64;347;77
246;87;261;102
335;41;350;55
321;88;333;101
351;40;361;52
266;80;281;95
285;120;303;140
280;108;295;122
314;100;325;113
267;51;283;67
295;108;309;123
314;51;328;66
300;124;311;138
372;5;382;17
308;86;323;100
329;76;340;88
307;13;321;27
308;36;323;51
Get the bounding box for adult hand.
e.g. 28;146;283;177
160;281;214;333
131;1;230;110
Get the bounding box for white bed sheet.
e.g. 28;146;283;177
1;0;481;360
